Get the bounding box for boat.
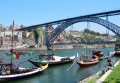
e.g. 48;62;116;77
76;59;99;67
76;51;99;67
0;21;48;81
76;54;99;67
99;55;111;60
0;62;48;81
114;51;120;56
76;25;99;67
5;49;28;55
92;50;104;59
28;53;75;66
92;50;114;60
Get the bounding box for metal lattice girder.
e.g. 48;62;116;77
17;10;120;31
46;17;120;46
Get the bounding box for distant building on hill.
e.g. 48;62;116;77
0;24;5;28
9;24;20;30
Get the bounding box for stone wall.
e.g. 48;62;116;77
79;71;102;83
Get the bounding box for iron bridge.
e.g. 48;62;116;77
17;10;120;47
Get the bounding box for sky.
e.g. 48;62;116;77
0;0;120;34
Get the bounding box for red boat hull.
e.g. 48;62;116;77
76;60;99;67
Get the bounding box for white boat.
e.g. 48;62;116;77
0;63;48;81
28;54;75;66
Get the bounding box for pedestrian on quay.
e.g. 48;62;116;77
106;58;114;69
101;58;114;74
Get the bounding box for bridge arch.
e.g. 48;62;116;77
46;17;120;46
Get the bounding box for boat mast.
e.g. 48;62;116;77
52;43;53;54
85;21;90;59
86;21;90;55
10;20;14;74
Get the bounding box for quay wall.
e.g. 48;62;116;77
0;44;115;51
79;59;120;83
79;71;102;83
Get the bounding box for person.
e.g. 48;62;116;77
106;59;114;70
102;58;114;74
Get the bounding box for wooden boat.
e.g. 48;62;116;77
76;59;99;67
0;21;48;81
28;54;75;66
0;62;48;81
92;50;104;59
76;53;99;67
92;50;114;60
114;51;120;56
5;50;28;55
99;55;113;60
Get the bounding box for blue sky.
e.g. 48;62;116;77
0;0;120;34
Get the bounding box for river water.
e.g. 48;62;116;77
0;47;119;83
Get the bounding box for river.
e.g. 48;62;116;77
0;47;119;83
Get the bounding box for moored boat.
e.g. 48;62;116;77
0;62;48;81
99;52;114;60
114;51;120;56
92;50;114;60
28;54;75;66
5;49;28;55
92;50;104;59
76;53;99;67
76;59;99;67
0;21;48;81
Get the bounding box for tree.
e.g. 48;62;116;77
34;28;40;46
33;27;44;46
39;28;44;46
84;29;89;33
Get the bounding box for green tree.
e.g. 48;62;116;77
39;28;44;46
34;28;40;45
84;29;90;33
34;27;44;46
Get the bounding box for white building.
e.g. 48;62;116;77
1;30;22;38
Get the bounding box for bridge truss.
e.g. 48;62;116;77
17;10;120;47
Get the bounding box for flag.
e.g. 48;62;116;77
77;53;79;58
12;53;19;59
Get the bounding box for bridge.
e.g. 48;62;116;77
17;10;120;47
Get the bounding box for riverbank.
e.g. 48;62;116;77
79;71;102;83
97;59;120;83
79;59;120;83
0;44;115;51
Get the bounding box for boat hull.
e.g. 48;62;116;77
0;64;48;81
76;60;99;67
99;55;112;60
29;60;73;66
114;51;120;56
28;56;75;66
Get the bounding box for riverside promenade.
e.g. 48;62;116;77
79;59;120;83
97;59;120;83
0;44;114;51
0;45;73;51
